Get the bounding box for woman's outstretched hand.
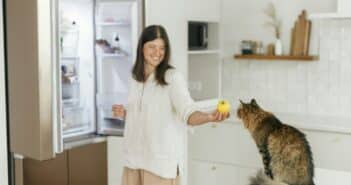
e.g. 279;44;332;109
208;110;230;122
112;104;126;120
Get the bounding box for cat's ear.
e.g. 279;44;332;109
250;98;259;107
239;99;244;105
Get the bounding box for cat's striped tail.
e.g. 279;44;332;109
249;170;287;185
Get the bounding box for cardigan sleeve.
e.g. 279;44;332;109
168;70;198;123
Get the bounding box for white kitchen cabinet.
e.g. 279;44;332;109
188;121;261;168
188;120;351;185
186;0;221;22
188;159;261;185
105;1;190;184
304;130;351;172
237;167;260;185
144;0;188;77
187;21;221;105
188;160;239;185
107;136;124;185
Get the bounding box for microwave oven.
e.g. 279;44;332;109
188;21;208;50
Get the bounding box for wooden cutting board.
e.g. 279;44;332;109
291;10;311;56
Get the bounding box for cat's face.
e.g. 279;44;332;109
237;99;261;118
237;99;262;129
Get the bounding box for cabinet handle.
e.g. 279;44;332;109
211;166;216;170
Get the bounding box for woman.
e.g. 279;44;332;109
112;25;229;185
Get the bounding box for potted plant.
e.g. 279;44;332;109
264;2;282;55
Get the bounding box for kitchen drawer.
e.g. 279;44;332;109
68;142;107;185
188;160;239;185
21;142;107;185
23;152;69;185
188;122;261;167
304;130;351;171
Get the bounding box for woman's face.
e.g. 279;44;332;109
143;38;166;69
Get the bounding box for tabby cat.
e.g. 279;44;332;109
236;99;314;185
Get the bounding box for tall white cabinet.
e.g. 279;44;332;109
107;0;188;184
187;0;221;106
144;0;188;76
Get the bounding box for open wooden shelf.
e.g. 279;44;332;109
234;54;319;61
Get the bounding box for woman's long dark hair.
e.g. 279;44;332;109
132;25;173;86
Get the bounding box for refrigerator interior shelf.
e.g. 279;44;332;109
60;28;79;34
62;80;80;85
61;56;80;60
97;53;128;58
96;22;130;27
104;116;123;121
63;123;89;138
98;128;124;135
62;98;79;105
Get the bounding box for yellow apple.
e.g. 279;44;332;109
217;100;231;113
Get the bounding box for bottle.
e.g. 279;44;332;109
274;39;283;56
111;33;120;51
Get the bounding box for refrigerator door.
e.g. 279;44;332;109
59;0;96;140
95;0;143;136
6;0;56;160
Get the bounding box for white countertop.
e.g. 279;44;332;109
195;100;351;134
226;112;351;134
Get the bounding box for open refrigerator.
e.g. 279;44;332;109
6;0;144;160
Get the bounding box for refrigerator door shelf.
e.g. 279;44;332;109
96;93;127;136
62;99;80;108
62;83;79;100
62;106;92;138
97;52;128;59
97;111;124;136
60;28;79;57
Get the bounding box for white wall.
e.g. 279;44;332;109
0;0;9;184
219;0;351;183
221;0;351;118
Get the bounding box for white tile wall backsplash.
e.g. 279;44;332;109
222;20;351;118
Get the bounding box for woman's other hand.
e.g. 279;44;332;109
112;104;126;120
208;110;230;122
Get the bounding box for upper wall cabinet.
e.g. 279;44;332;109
145;0;188;76
186;0;221;22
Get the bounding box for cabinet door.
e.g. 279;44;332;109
7;0;55;161
68;142;107;185
107;136;125;185
144;0;188;76
188;122;261;167
23;152;69;185
188;160;239;185
188;160;217;185
186;0;220;22
304;130;351;172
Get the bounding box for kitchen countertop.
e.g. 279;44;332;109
194;101;351;134
226;112;351;135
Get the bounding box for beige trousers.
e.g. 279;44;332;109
121;167;180;185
